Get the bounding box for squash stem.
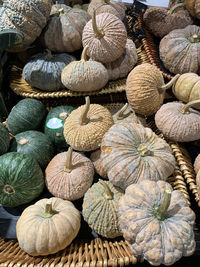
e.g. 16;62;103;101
169;3;185;14
92;9;104;39
44;49;53;60
180;99;200;114
64;147;73;173
80;96;90;125
42;200;58;218
154;189;171;220
160;74;180;93
137;144;151;156
117;103;131;120
99;180;113;200
19;138;29;145
59;112;68;120
188;34;200;43
3;184;15;195
81;46;89;61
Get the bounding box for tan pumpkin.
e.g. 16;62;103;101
155;100;200;142
16;197;81;256
172;73;200;109
63;96;114;151
61;46;109;92
159;25;200;74
45;147;94;201
101;122;176;190
82;11;127;63
126;63;180;116
194;154;200;174
186;0;200;19
90;149;107;178
118;180;196;266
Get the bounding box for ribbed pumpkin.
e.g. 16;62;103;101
90;149;107;178
155;100;200;142
7;98;47;135
82;11;127;63
16;197;81;256
194;154;200;174
0;152;44;207
42;5;91;53
101;122;176;190
172;73;200;109
61;46;109;92
63;96;114;151
82;179;123;238
186;0;200;19
126;63;180;116
159;25;200;74
0;0;52;52
0;122;10;156
45;147;94;201
22;50;76;91
44;105;75;150
118;180;196;266
9;130;54;169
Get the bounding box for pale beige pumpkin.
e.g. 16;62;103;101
90;149;107;178
16;197;81;256
194;154;200;174
82;11;127;63
45;147;94;201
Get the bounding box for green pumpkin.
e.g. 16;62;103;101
0;122;10;156
7;98;47;135
44;105;75;150
0;152;44;207
9;130;54;169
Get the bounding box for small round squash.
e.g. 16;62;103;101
16;197;81;256
0;122;10;156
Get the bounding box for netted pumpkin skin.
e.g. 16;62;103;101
101;122;176;190
90;149;107;178
118;180;196;266
194;154;200;174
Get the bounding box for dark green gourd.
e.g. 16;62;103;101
0;152;44;207
44;105;75;149
7;98;47;135
0;122;10;155
9;130;54;169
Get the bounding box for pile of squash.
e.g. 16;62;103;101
0;0;200;266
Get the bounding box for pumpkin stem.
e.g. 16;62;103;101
64;147;73;173
99;180;113;200
44;49;53;60
92;9;104;39
159;74;180;93
58;8;65;15
188;34;200;43
3;185;15;195
81;46;89;61
116;103;132;120
42;199;58;218
154;189;171;220
169;3;185;14
179;99;200;114
80;96;90;125
19;138;29;145
137;144;151;156
59;112;68;120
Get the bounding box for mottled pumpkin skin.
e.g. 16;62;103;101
155;102;200;142
82;12;127;63
186;0;200;19
0;123;10;156
82;179;123;238
118;180;196;266
101;122;176;190
194;154;200;174
90;149;107;178
16;197;81;256
159;25;200;74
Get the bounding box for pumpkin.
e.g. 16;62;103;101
63;96;114;151
0;122;10;156
16;197;81;256
0;0;52;52
82;179;123;238
159;25;200;74
45;147;94;201
44;105;75;150
22;50;76;91
61;45;109;92
172;73;200;109
7;98;47;135
118;180;196;266
101;122;176;190
42;5;91;53
9;130;54;169
186;0;200;19
90;149;107;178
0;152;44;207
126;63;180;116
155;100;200;142
104;38;138;81
82;11;127;63
143;4;193;38
194;154;200;174
87;0;126;20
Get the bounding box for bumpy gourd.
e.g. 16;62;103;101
45;147;94;201
82;179;123;238
186;0;200;19
118;180;196;266
0;122;10;156
16;197;81;256
101;122;176;190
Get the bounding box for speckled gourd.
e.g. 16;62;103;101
90;149;107;178
16;197;81;256
159;25;200;74
45;147;94;201
82;179;123;238
63;96;114;151
186;0;200;19
126;63;180;116
155;100;200;142
101;122;176;190
118;180;196;266
61;46;109;92
82;11;127;63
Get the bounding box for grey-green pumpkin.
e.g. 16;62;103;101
0;122;10;156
